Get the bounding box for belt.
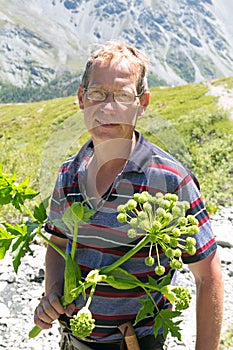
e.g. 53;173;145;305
61;328;165;350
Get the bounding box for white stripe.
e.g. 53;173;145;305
67;193;82;197
51;198;60;205
111;193;133;199
78;235;134;247
152;154;178;166
195;208;206;217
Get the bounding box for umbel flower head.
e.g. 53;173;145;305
70;306;95;338
117;192;199;276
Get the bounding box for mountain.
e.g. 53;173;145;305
0;0;233;89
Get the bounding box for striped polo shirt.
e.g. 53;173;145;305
45;131;217;341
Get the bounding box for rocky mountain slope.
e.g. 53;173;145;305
0;0;233;88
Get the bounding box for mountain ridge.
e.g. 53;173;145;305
0;0;233;88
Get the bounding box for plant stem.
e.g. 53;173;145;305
22;203;36;221
37;229;66;259
100;235;151;274
71;222;78;261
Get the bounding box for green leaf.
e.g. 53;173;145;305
159;309;182;341
10;222;37;272
160;285;176;304
105;267;142;290
0;227;17;259
134;297;155;326
153;314;163;338
33;196;50;223
157;271;172;288
147;275;158;287
83;206;96;222
62;254;82;305
62;202;95;232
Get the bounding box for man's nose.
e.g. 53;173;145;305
105;92;115;103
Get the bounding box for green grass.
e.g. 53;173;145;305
1;78;233;216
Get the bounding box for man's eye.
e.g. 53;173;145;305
88;89;106;100
116;91;134;102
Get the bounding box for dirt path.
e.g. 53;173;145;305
207;80;233;120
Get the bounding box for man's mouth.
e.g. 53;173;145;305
96;119;116;127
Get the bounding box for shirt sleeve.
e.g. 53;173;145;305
176;171;217;264
44;172;69;239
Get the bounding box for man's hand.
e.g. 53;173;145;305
34;235;75;330
34;293;75;329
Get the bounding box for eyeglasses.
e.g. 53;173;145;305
84;87;143;104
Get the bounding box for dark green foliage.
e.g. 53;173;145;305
0;71;81;103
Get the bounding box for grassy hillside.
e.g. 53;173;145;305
1;78;233;218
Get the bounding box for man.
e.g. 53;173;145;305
34;41;224;350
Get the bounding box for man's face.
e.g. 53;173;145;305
78;59;146;145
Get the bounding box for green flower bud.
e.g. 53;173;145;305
170;237;178;248
117;204;126;213
155;265;165;276
172;286;192;311
187;215;199;226
145;256;155;266
172;228;181;237
156;192;164;199
170;259;183;269
164;193;178;202
126;199;137;211
177;217;188;226
186;237;196;246
186;245;196;255
70;307;95;338
137;192;149;204
138;211;147;220
172;206;183;218
133;193;141;202
186;225;199;235
162;234;170;244
165;248;174;258
129;217;138;228
117;213;127;223
163;199;171;209
156;207;166;218
164;212;173;223
143;202;152;212
128;228;137;238
174;248;182;258
152;220;162;231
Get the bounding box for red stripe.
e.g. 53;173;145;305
149;163;184;177
175;174;192;191
183;237;216;257
199;215;210;227
190;197;202;208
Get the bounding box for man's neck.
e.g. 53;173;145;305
92;132;137;168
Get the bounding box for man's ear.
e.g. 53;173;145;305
139;91;150;115
77;85;85;110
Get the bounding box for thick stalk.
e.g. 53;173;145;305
101;235;151;274
71;222;78;261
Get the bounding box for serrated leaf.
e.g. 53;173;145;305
160;285;176;304
159;309;182;341
153;313;163;337
11;223;36;272
134;297;154;325
157;270;172;288
83;206;95;222
147;275;158;287
0;227;17;259
33;197;50;223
